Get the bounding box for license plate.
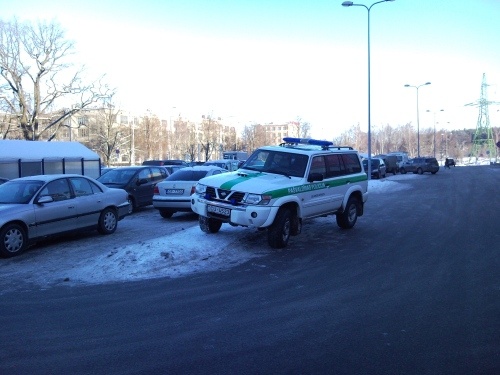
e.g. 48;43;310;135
207;205;230;217
166;189;184;194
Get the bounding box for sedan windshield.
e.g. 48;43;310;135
0;180;44;204
98;169;136;184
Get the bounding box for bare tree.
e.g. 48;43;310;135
241;123;270;153
0;18;113;141
87;98;122;166
199;115;222;161
136;112;162;160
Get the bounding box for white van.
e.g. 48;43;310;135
203;159;240;171
387;152;409;168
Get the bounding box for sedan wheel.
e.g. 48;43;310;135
97;208;118;234
0;223;27;258
159;209;174;219
127;197;135;214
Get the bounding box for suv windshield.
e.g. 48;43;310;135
243;150;309;177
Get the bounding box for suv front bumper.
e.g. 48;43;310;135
191;196;279;228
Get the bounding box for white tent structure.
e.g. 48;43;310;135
0;140;101;180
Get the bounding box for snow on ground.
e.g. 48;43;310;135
1;177;414;290
63;177;411;285
71;225;268;285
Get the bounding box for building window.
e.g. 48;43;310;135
78;127;89;138
78;116;88;126
120;115;128;124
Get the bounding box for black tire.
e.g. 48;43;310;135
127;197;136;214
97;208;118;234
417;168;423;175
0;223;27;258
199;216;222;233
336;196;359;229
290;215;302;236
267;208;291;249
400;168;406;174
159;209;174;218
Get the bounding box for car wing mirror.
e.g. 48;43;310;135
307;172;324;183
37;195;54;204
136;178;148;186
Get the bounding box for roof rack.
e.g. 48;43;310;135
327;146;354;150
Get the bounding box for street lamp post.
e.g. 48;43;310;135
426;108;444;158
342;0;395;180
404;82;431;157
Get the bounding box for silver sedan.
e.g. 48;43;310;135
153;166;228;218
0;174;130;257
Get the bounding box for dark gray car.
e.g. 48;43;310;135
400;157;439;175
362;157;386;179
97;166;168;213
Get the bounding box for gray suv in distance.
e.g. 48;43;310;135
400;157;439;175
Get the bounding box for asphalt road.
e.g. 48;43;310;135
1;166;499;374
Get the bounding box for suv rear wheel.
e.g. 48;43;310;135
336;196;359;229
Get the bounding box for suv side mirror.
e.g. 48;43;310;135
307;172;324;183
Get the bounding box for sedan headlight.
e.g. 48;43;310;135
195;183;207;194
245;193;271;205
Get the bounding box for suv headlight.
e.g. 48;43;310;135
195;183;206;194
245;193;271;205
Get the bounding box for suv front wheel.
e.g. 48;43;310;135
199;216;222;233
268;208;292;249
336;196;359;229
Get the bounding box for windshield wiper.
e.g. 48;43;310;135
266;169;291;179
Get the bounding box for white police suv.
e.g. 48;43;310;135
191;138;368;249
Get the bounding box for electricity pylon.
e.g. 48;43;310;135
465;73;499;162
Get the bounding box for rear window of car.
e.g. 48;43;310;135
166;170;210;181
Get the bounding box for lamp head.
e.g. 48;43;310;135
425;82;431;85
404;84;410;87
342;1;353;6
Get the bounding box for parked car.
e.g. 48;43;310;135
100;167;114;176
187;161;205;167
0;177;8;185
0;174;130;257
97;166;168;213
445;158;456;168
362;157;386;179
153;165;228;218
203;159;240;171
162;164;187;175
375;154;399;175
400;157;439;175
142;159;188;167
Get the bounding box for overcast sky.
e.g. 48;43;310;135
3;0;500;138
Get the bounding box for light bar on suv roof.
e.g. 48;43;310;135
282;137;333;148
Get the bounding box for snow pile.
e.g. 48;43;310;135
71;225;267;284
